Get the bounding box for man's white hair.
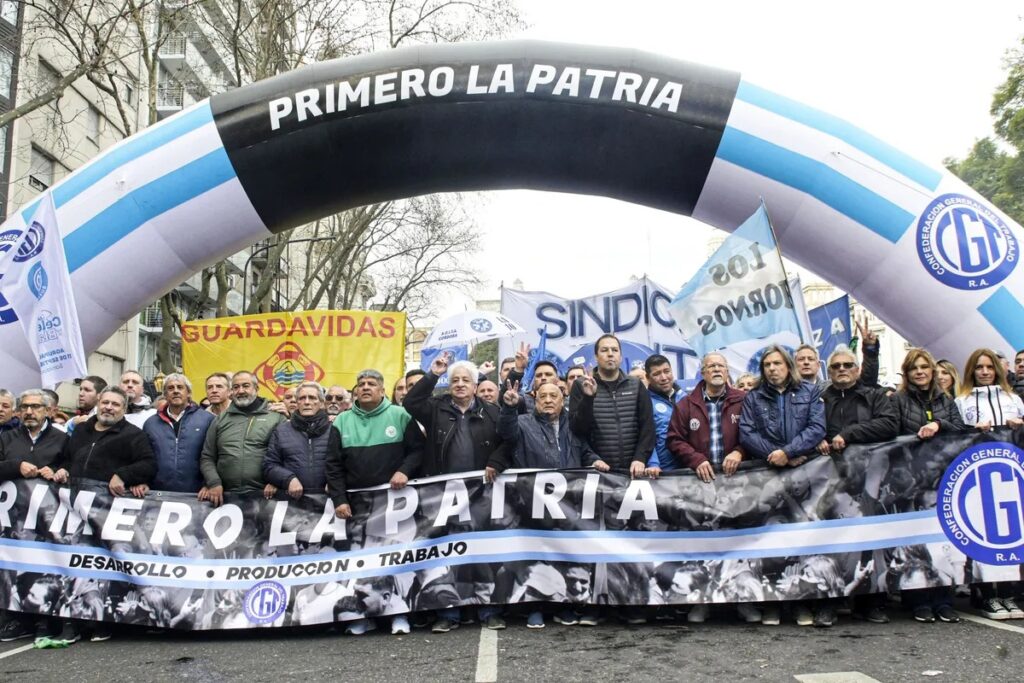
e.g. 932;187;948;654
827;344;859;369
448;360;479;384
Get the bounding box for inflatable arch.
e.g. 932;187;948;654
1;40;1022;390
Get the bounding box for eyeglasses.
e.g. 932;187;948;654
325;395;346;402
829;362;856;370
19;404;45;411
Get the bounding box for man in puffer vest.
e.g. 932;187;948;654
568;334;655;626
568;334;654;477
328;369;424;636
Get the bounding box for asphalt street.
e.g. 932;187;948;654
0;602;1020;682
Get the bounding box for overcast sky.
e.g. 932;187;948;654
431;1;1024;321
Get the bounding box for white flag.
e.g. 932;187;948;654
0;193;87;387
668;203;805;358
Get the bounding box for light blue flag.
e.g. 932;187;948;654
668;203;804;358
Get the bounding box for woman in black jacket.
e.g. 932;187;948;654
894;349;967;440
893;348;965;624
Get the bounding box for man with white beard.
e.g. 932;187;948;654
199;371;285;506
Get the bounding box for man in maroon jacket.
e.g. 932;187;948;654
666;352;746;482
665;352;759;625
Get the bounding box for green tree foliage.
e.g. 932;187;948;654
470;339;498;370
945;139;1024;225
945;38;1024;225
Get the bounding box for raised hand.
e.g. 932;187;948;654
855;313;877;345
503;380;522;406
578;372;597;397
515;341;532;372
431;354;450;377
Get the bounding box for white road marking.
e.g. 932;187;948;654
474;627;498;682
0;643;35;660
960;612;1024;635
793;673;882;683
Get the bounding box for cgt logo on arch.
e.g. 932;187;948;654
938;442;1024;564
917;193;1017;290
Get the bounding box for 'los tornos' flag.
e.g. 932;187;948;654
668;203;807;359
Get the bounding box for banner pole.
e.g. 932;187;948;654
759;197;807;344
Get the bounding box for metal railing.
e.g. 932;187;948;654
159;33;187;56
156;84;184;108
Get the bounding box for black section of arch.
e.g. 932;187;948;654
210;41;740;233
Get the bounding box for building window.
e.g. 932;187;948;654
123;78;135;107
0;1;16;26
0;126;6;174
37;59;60;109
29;147;54;191
0;48;12;100
86;106;100;142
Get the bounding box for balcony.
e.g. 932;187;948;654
157;33;187;71
156;84;184;119
139;303;163;333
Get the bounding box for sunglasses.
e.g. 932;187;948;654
829;362;856;370
325;395;346;401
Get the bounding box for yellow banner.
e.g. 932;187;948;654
182;310;406;400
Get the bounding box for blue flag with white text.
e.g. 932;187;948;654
809;295;852;370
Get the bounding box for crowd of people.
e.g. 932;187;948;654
0;330;1022;645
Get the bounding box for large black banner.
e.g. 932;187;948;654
0;430;1019;629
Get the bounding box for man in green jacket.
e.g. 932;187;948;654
328;368;424;636
199;371;286;506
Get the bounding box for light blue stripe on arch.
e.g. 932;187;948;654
978;286;1024;350
736;81;942;192
716;127;914;243
63;146;237;272
55;103;214;208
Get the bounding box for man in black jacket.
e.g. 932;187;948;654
568;334;654;478
817;346;898;456
403;356;509;632
47;387;156;497
42;387;155;644
0;389;68;642
264;382;339;499
816;344;897;626
403;357;509;480
0;389;67;482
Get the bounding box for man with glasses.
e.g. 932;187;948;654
199;371;285;506
663;353;752;623
0;390;69;642
324;385;352;416
817;344;897;624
